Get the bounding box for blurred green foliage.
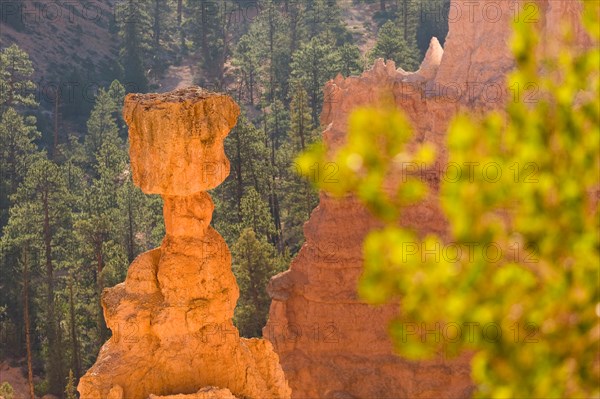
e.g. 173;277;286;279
298;3;600;397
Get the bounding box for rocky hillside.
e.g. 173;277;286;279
0;0;118;83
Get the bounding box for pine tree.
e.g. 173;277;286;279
232;34;260;105
286;0;306;53
263;100;289;248
277;83;319;252
118;0;149;92
19;245;36;399
416;0;450;55
338;43;363;77
177;0;186;53
303;0;348;44
0;106;41;368
107;80;127;134
188;0;217;64
65;369;77;399
0;108;42;228
188;0;234;86
84;86;124;168
0;44;37;110
371;20;420;71
397;0;420;47
239;188;276;240
288;83;313;152
75;182;117;346
148;0;176;80
116;172;163;263
246;0;291;103
4;157;73;395
66;277;81;381
232;228;286;337
79;85;128;345
291;36;342;124
223;113;271;217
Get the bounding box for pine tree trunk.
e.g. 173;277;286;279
95;240;106;345
154;0;161;49
22;247;35;399
43;190;64;393
404;0;409;41
201;0;208;59
249;71;254;105
217;1;228;85
268;6;275;102
311;81;319;125
178;0;186;52
234;127;243;220
305;181;312;219
269;112;283;249
68;279;81;379
53;87;60;159
298;100;306;151
290;7;299;52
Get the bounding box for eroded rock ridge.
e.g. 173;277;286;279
264;1;591;398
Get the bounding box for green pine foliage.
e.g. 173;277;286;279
0;108;42;227
0;44;37;109
232;228;287;337
291;36;343;124
371;20;420;71
117;0;149;92
65;369;77;399
3;157;74;394
0;56;164;394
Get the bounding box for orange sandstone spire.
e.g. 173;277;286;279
78;87;291;399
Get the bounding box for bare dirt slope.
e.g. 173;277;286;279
0;0;118;81
0;360;41;399
339;0;381;54
156;56;197;93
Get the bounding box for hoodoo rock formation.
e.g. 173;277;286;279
78;87;290;399
264;1;591;399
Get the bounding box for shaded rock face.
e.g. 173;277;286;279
264;1;590;399
78;87;291;399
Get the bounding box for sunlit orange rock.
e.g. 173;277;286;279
78;87;290;399
124;88;237;196
148;386;238;399
265;1;591;398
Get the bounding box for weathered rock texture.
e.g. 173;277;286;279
264;1;592;398
78;87;290;399
149;386;238;399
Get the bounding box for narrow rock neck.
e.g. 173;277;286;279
162;192;214;241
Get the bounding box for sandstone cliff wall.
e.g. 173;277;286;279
264;1;591;398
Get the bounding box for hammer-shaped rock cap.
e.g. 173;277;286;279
124;87;240;196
